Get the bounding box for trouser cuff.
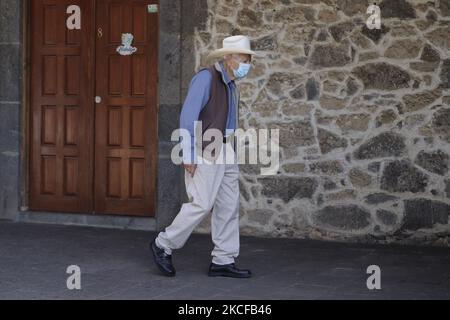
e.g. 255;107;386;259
155;236;173;255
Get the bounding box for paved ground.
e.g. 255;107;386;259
0;221;449;300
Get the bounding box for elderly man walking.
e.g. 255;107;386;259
150;35;257;278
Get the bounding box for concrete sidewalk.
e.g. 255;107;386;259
0;221;449;300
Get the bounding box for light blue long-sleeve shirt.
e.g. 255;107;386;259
180;62;237;163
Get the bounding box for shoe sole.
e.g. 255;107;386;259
150;241;176;277
208;271;251;278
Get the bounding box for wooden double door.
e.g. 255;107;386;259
29;0;159;216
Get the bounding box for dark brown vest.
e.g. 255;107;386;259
196;64;229;154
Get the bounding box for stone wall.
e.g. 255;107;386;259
193;0;450;245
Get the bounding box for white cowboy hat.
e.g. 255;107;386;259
207;35;260;59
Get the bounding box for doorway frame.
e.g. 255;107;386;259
20;0;162;218
19;0;205;230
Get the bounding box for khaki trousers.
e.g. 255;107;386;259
156;143;240;265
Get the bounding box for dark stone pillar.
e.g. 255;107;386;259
155;0;209;230
155;0;182;230
0;0;22;220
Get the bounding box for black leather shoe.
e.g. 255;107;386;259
150;240;176;277
208;262;252;278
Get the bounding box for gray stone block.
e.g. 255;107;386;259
353;132;406;160
85;215;155;230
258;176;318;203
159;0;181;106
18;211;156;231
181;0;208;97
0;45;20;101
310;44;352;68
432;108;450;143
314;204;372;231
440;59;450;89
352;63;411;91
156;158;181;230
0;153;19;219
415;150;449;176
376;209;398;226
402;199;450;231
381;160;428;193
0;0;21;42
445;179;450;198
158;141;178;159
318;128;348;154
364;193;398;205
0;103;19;152
158;104;180;142
380;0;417;19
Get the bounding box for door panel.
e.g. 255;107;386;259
29;0;158;216
29;0;94;212
94;0;158;216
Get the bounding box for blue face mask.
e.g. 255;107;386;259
233;62;251;79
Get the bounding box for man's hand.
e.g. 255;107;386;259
183;163;197;177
